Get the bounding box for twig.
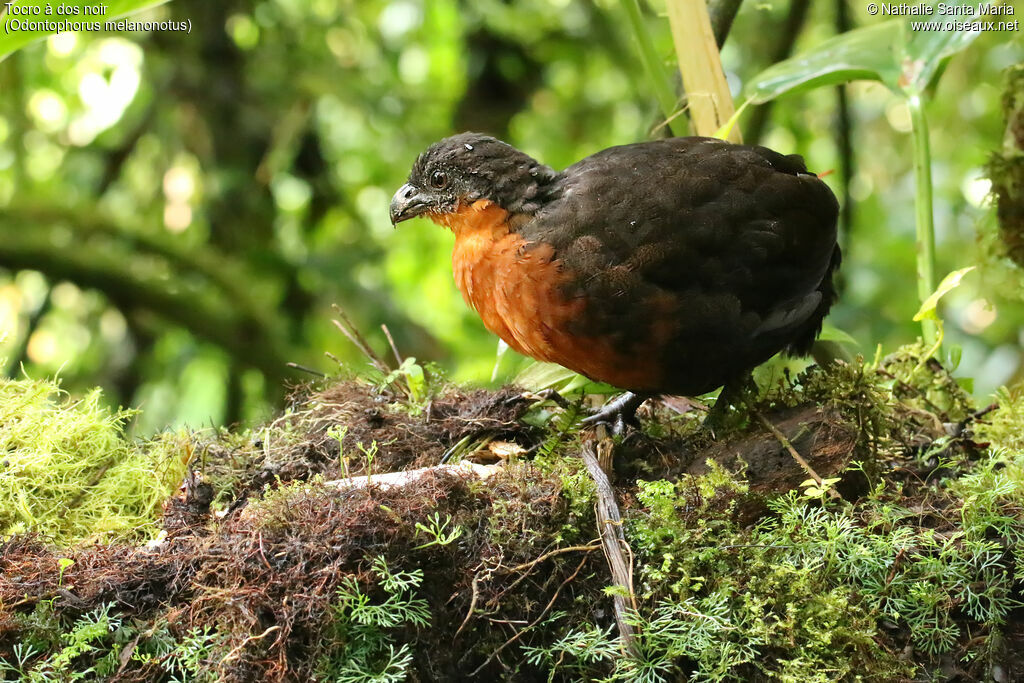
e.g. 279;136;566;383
526;388;572;410
949;402;999;437
649;103;692;136
875;368;946;415
470;555;590;676
258;532;272;571
381;324;404;366
580;440;639;657
485;618;529;625
505;541;602;573
455;573;482;638
969;402;999;422
115;634;142;675
486;539;600;603
323;462;501;492
330;303;390;375
65;461;114;512
285;362;326;378
755;411;842;500
219;625;281;664
463;541;602;632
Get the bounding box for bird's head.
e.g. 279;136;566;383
390;132;557;226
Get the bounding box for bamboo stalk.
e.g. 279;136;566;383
665;0;741;141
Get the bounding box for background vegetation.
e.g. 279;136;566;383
0;0;1018;433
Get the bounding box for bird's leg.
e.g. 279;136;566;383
580;392;650;435
703;374;757;434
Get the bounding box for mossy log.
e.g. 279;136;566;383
2;351;1022;681
695;405;857;492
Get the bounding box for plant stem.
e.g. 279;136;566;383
666;0;740;141
620;0;683;135
908;94;938;348
745;0;811;144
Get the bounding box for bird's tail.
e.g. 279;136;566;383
785;243;842;357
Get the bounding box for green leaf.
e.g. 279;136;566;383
514;361;578;392
898;4;984;94
745;2;984;103
0;0;170;62
713;99;750;141
399;357;425;403
913;266;975;322
818;322;859;346
744;21;900;103
560;374;617;395
491;339;512;382
513;361;617;395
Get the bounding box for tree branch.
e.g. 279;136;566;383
4;282;51;378
0;242;294;382
0;204;277;333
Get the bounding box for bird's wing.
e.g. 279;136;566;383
518;136;839;361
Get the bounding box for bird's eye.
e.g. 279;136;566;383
429;171;448;189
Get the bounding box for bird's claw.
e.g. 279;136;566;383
580;392;648;436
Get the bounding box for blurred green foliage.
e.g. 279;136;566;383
0;0;1019;432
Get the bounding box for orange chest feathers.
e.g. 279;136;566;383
428;200;664;391
430;200;580;364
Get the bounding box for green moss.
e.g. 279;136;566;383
614;447;1019;680
977;386;1024;454
620;476;901;680
485;460;594;553
532;374;1024;682
0;377;189;544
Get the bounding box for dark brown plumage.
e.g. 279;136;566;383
390;133;840;418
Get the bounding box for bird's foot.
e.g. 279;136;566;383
700;396;733;439
700;374;757;438
580;392;649;436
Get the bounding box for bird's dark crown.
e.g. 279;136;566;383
390;133;558;224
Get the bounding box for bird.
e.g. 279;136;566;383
390;133;840;431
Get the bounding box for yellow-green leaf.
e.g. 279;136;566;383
913;266;976;322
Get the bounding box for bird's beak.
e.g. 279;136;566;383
390;183;431;225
